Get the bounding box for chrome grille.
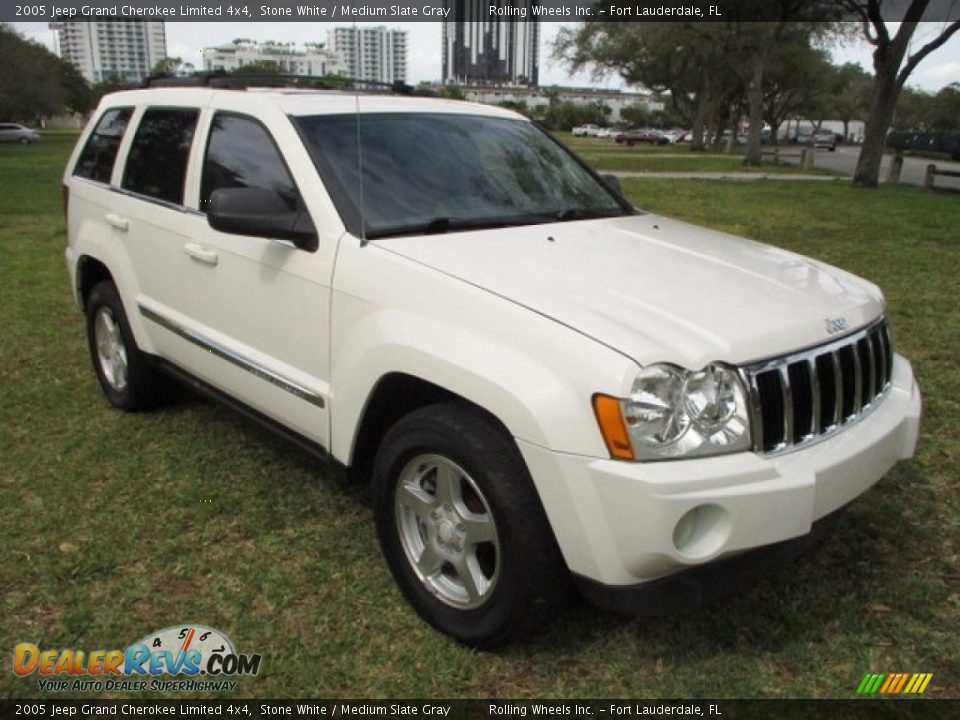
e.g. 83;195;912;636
742;318;893;455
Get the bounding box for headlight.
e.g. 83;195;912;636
593;363;751;461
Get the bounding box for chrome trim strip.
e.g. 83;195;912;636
851;343;863;416
779;365;792;447
807;357;820;437
830;350;843;429
741;368;765;454
743;317;891;458
864;337;876;406
138;304;325;409
878;325;890;388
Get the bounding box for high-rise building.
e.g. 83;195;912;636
49;21;167;84
327;26;408;85
442;5;539;87
203;41;346;77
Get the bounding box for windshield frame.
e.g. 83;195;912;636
290;110;636;240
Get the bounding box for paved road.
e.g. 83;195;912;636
809;145;960;191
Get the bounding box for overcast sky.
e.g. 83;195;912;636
13;21;960;92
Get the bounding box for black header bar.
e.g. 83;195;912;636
9;0;960;23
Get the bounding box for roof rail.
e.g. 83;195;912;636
142;72;430;96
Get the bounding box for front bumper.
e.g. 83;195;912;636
517;354;921;594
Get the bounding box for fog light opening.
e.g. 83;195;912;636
672;504;730;559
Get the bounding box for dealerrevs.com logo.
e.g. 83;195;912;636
13;624;262;692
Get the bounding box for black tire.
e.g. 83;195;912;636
85;280;172;411
372;402;569;648
18;137;30;145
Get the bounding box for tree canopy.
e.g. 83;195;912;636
0;24;93;121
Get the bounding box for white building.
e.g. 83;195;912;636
442;11;539;87
50;21;167;84
327;26;408;85
202;40;346;77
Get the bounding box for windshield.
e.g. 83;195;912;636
293;112;630;239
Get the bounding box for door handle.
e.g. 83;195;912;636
183;243;219;266
104;213;129;231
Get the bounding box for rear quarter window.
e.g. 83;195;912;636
122;107;200;205
73;107;133;184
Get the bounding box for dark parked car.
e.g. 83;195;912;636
615;128;667;146
811;129;837;151
0;123;40;144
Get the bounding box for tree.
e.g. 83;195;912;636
713;9;848;165
843;1;960;186
762;41;833;145
553;22;727;151
151;56;183;77
0;24;66;121
59;57;94;115
553;12;846;160
230;60;281;76
928;83;960;131
435;84;466;100
890;86;933;130
820;62;873;141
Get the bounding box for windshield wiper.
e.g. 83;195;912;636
364;214;558;240
554;207;627;222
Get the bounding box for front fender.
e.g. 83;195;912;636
329;238;639;464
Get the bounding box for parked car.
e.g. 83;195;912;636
572;123;602;137
63;83;921;648
615;128;668;146
0;123;40;144
811;129;837;151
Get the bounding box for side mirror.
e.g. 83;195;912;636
207;188;318;252
600;173;623;195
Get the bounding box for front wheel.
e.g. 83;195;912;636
85;281;173;410
372;403;568;648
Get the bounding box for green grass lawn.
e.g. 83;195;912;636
1;133;957;700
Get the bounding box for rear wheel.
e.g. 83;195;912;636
85;281;172;410
372;403;568;648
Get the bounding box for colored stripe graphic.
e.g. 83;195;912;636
857;672;932;694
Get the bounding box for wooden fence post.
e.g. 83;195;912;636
887;153;904;184
924;164;936;190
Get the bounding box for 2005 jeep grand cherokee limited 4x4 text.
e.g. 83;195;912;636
63;84;921;647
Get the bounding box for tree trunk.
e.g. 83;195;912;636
689;76;708;152
770;121;781;146
842;119;850;144
743;52;765;166
853;67;902;187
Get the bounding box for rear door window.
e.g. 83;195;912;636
122;108;199;205
73;108;133;184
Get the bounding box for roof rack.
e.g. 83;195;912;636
142;71;430;96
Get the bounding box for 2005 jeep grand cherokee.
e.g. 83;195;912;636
63;83;921;647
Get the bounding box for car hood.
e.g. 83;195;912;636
374;214;884;369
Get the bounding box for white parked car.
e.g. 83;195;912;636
0;123;40;144
572;123;603;137
63;84;921;647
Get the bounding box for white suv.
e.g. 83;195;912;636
63;84;921;647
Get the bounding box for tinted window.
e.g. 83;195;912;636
201;113;300;213
122;108;199;205
294;113;628;238
74;108;133;184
